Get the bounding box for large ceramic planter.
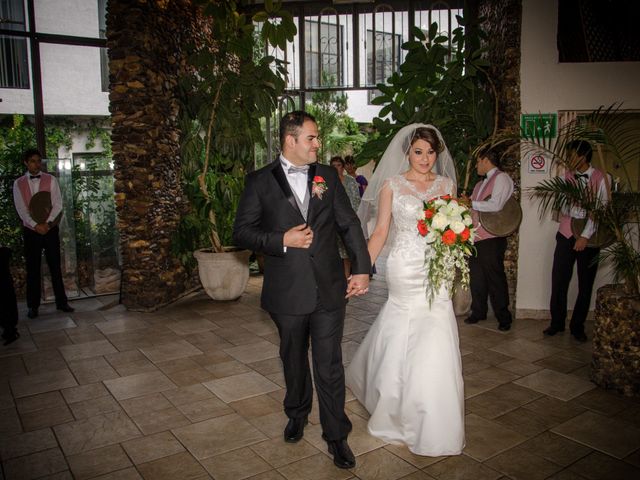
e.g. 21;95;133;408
590;284;640;397
194;248;251;301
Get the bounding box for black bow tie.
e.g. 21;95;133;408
29;175;41;180
287;165;309;175
576;173;588;180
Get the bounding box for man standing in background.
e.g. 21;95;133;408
464;147;514;332
13;149;74;319
544;140;608;342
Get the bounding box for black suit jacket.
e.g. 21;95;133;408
233;159;371;315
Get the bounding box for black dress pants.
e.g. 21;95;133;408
0;247;18;337
469;237;512;326
549;232;600;335
270;301;351;441
23;226;68;309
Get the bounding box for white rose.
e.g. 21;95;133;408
431;212;449;230
447;202;463;216
463;215;473;226
450;221;466;234
448;213;463;224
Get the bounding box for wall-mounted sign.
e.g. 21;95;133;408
521;113;557;138
526;151;550;174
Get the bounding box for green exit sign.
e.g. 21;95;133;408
521;113;557;138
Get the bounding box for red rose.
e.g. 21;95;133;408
442;229;456;245
459;227;470;242
313;176;324;183
424;208;435;219
441;194;451;200
417;219;429;236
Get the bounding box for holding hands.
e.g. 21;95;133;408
346;273;369;298
283;225;369;298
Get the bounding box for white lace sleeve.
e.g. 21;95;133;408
446;176;456;196
385;175;402;195
432;175;454;198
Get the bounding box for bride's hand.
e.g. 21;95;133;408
346;274;370;298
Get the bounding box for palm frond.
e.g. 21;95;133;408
599;240;640;294
528;177;602;219
557;105;640;187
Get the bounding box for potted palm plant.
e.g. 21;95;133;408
174;0;295;300
505;105;639;396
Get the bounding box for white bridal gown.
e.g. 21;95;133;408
346;174;465;456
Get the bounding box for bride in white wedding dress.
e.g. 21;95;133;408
346;124;465;456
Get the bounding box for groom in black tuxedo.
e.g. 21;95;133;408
233;111;371;469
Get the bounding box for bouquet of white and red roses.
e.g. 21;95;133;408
417;195;476;303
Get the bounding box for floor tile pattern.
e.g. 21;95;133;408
1;275;639;479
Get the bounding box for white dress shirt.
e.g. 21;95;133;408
566;166;610;239
279;155;310;252
12;171;63;229
280;154;309;202
472;167;514;213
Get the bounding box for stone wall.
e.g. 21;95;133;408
108;0;197;310
480;0;523;314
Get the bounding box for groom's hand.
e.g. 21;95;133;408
346;274;370;298
283;224;314;249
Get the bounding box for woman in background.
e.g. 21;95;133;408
331;156;361;278
345;155;368;197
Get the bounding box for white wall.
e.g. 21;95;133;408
517;0;640;315
0;86;34;114
35;0;100;37
40;43;109;115
0;0;108;116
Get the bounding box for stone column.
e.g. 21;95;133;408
107;0;196;310
480;0;523;315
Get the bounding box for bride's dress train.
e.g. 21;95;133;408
346;174;465;456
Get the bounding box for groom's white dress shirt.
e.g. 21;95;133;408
280;154;308;201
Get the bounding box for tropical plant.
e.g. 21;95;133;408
496;105;640;295
0;114;86;262
357;13;497;193
0;115;31;258
175;0;296;259
304;72;367;162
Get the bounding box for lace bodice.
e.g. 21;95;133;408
387;174;454;258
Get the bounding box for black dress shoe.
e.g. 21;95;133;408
27;307;38;319
57;304;74;313
284;417;307;443
498;323;511;331
543;326;564;336
572;332;588;343
464;316;483;324
2;331;20;346
327;439;356;469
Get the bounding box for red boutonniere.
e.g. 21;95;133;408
312;175;327;199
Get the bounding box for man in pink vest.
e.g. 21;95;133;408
464;147;514;331
544;140;607;342
12;149;74;319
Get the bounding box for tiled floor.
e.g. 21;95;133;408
1;275;640;480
